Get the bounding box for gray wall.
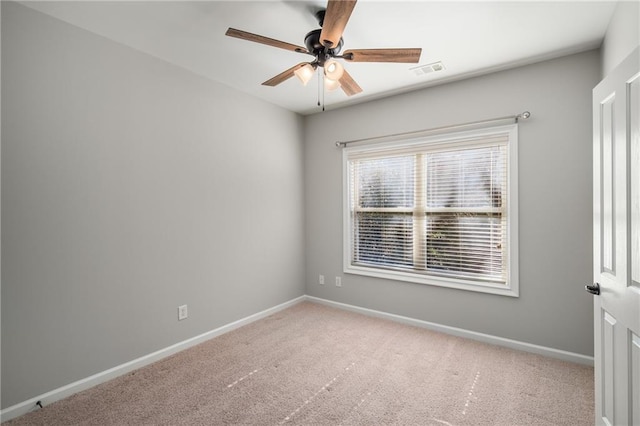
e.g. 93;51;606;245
601;0;639;77
304;50;600;357
1;2;305;409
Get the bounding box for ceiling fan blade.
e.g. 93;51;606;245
343;48;422;63
226;28;310;55
262;63;310;87
319;0;357;48
338;69;362;96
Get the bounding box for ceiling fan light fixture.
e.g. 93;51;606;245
294;63;316;86
324;59;344;81
324;77;341;91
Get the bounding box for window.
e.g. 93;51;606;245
343;124;518;296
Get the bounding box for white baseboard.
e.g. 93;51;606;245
0;295;306;423
304;295;594;367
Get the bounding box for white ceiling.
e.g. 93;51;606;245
21;1;617;115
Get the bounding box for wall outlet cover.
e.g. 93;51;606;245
178;305;188;320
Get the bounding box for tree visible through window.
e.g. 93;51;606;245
344;125;518;296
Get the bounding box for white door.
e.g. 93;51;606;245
592;46;640;426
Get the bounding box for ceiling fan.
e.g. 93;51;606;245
225;0;422;98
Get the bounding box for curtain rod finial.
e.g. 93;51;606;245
518;111;531;120
336;141;346;148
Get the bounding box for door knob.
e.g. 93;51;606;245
585;283;600;295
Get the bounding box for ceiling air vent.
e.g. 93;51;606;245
411;61;445;76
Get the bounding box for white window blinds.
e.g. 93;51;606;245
344;125;517;295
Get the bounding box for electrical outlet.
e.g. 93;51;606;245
178;304;188;321
335;276;342;287
319;274;325;285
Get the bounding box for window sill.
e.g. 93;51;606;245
344;264;519;297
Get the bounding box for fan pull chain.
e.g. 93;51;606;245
321;71;326;111
317;68;321;107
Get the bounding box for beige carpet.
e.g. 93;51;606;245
5;301;594;425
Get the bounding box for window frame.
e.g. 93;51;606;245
342;124;519;297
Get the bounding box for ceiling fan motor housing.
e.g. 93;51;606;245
304;29;343;66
